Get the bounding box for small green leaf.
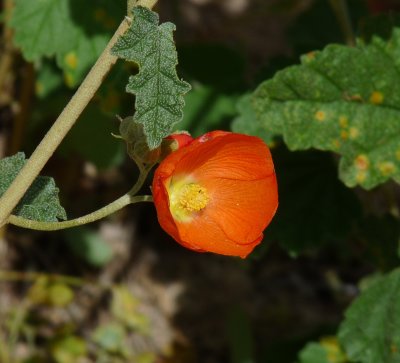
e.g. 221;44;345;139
0;153;66;222
48;284;74;307
64;227;113;267
27;277;74;307
250;26;400;189
339;268;400;363
51;335;87;363
112;6;191;149
92;323;126;353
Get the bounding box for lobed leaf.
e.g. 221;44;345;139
338;268;400;363
247;26;400;189
111;6;191;149
0;153;66;222
10;0;79;61
11;0;124;87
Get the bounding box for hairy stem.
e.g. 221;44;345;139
128;0;158;14
9;195;153;231
0;19;129;227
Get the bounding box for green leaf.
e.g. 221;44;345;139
250;27;400;189
0;153;66;222
232;94;275;144
92;323;127;353
57;1;124;88
27;278;74;307
299;338;347;363
111;6;191;149
64;226;113;267
35;60;64;99
338;268;400;363
51;335;87;363
11;0;124;87
266;148;361;255
10;0;79;61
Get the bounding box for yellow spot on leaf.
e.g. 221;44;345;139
339;116;348;128
355;154;369;170
315;110;326;122
320;336;346;363
396;149;400;161
391;344;398;354
356;171;367;183
306;51;316;61
64;52;78;70
370;91;384;105
340;130;348;140
349;127;359;139
378;161;396;176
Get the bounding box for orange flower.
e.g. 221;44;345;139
152;131;278;258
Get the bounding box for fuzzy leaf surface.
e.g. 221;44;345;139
111;6;191;149
250;27;400;189
0;153;66;222
339;268;400;363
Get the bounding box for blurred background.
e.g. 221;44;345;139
1;0;400;362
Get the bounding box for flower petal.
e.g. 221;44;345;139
202;176;278;244
173;133;275;182
175;213;262;257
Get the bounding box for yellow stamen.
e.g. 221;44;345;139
169;181;209;222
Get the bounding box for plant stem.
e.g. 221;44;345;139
0;19;129;227
9;195;153;231
128;0;158;14
329;0;355;46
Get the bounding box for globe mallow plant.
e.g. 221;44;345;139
0;3;278;259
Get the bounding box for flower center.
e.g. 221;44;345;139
169;181;209;221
